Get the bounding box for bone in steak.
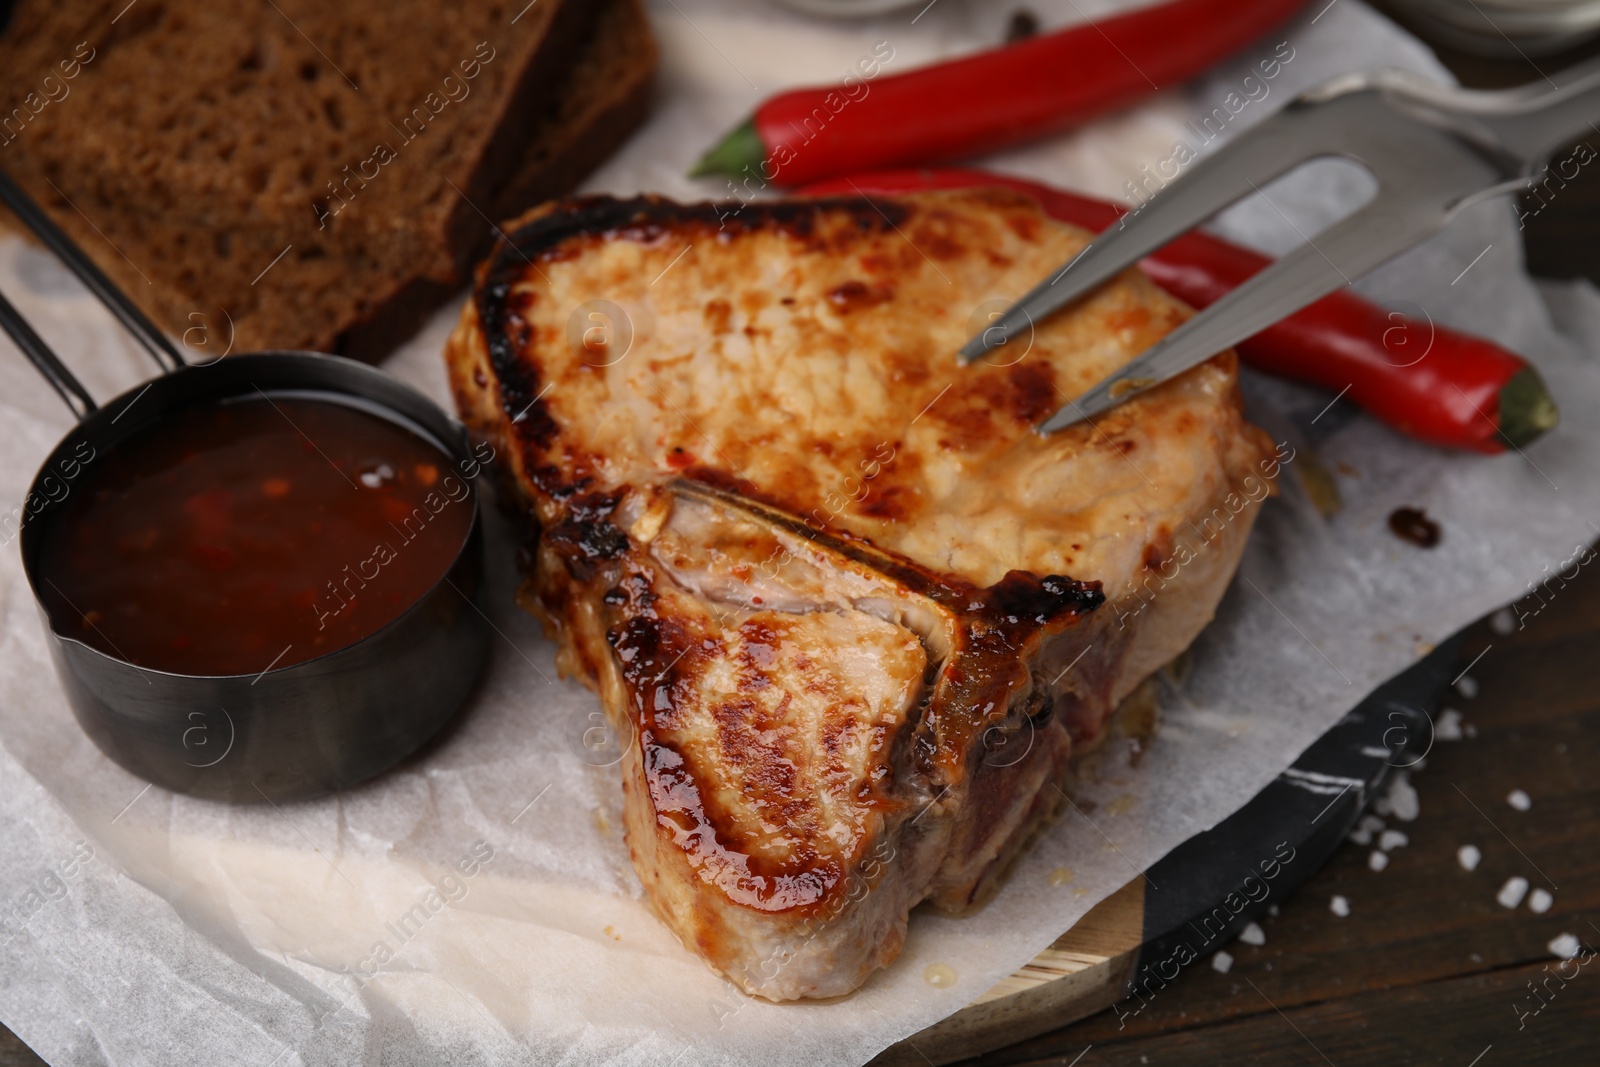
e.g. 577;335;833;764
445;188;1277;1000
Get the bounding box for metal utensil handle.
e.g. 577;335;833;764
1462;54;1600;169
0;168;185;373
0;289;96;421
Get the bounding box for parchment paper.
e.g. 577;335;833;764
2;2;1597;1064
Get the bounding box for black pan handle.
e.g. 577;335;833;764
0;288;95;420
0;168;185;373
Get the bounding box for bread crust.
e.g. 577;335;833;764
0;0;658;361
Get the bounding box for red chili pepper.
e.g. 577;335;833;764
691;0;1308;189
802;168;1558;453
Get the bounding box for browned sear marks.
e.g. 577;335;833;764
826;279;893;312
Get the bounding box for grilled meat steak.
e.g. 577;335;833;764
445;188;1277;1000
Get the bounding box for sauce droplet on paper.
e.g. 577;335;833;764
1387;506;1441;548
923;964;957;988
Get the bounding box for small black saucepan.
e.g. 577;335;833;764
1;170;490;803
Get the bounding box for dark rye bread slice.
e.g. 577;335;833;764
0;0;595;337
394;0;660;358
0;0;656;360
490;0;659;225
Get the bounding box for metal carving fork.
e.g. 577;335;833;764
957;57;1600;434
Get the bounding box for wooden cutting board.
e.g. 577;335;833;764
871;636;1461;1065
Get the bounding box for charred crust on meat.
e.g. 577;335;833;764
542;491;630;579
532;466;590;502
990;572;1104;624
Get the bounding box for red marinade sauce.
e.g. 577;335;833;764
35;395;474;675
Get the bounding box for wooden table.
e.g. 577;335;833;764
966;579;1600;1065
2;18;1597;1067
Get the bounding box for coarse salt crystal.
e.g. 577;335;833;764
1457;844;1481;871
1507;789;1531;811
1529;888;1553;914
1239;922;1265;946
1368;850;1389;872
1490;608;1516;635
1549;933;1580;959
1212;950;1234;974
1386;772;1420;822
1497;876;1529;909
1456;675;1479;699
1435;708;1463;742
1330;895;1350;917
1268;904;1279;917
1379;829;1409;852
1350;813;1386;844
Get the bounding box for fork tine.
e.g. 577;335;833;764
1037;196;1447;435
959;104;1330;364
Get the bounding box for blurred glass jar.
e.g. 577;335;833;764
1387;0;1600;56
769;0;922;15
